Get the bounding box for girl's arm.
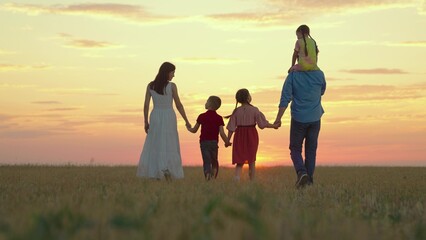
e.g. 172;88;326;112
219;126;231;147
226;130;234;143
288;50;298;73
187;122;200;133
291;50;298;67
255;108;277;129
171;82;191;128
143;84;152;133
289;41;299;73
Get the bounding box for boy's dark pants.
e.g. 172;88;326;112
200;140;219;178
289;118;321;182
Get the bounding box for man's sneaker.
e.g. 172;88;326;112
212;168;218;179
307;176;314;186
295;172;309;189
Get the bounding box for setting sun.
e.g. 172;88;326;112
1;1;425;166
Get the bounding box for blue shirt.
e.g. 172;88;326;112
279;70;326;123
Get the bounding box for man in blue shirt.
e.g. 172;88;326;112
274;70;326;188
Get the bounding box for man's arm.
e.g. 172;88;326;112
274;107;287;125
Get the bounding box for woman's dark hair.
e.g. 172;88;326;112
150;62;175;95
296;24;318;57
225;89;252;119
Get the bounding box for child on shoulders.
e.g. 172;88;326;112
288;24;320;73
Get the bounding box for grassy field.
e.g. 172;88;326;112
0;166;425;240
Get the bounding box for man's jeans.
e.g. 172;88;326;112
289;118;321;180
200;140;219;178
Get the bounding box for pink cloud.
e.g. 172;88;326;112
1;3;179;23
324;84;426;101
47;107;81;112
341;68;408;74
0;63;50;71
397;41;426;46
58;33;119;49
32;101;61;105
205;0;419;26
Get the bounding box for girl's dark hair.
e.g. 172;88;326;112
296;24;319;57
225;88;252;119
149;62;175;95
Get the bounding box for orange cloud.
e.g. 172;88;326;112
32;101;61;105
58;33;119;49
38;88;119;96
175;57;249;64
205;0;419;27
118;108;143;113
324;84;426;101
341;68;408;74
0;83;36;88
0;129;56;139
395;41;426;46
0;49;15;55
325;76;355;81
47;107;82;112
207;12;298;27
0;63;50;71
1;3;179;23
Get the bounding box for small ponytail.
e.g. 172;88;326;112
309;33;319;54
302;35;308;57
224;101;238;119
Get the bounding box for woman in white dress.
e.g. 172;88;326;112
137;62;191;180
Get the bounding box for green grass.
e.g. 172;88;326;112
0;166;425;240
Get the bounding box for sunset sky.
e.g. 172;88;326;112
1;0;425;167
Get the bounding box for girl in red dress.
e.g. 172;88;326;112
225;89;279;181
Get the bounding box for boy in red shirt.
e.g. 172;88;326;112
187;96;231;180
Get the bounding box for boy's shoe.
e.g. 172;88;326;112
212;168;218;179
295;172;309;189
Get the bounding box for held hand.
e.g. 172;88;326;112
186;124;192;132
225;141;232;148
185;122;192;129
273;120;281;129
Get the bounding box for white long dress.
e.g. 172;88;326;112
137;83;184;179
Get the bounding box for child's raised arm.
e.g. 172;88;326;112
187;122;200;133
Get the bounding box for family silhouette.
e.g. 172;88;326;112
137;25;326;188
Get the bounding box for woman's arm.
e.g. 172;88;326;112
171;82;191;127
143;84;152;133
